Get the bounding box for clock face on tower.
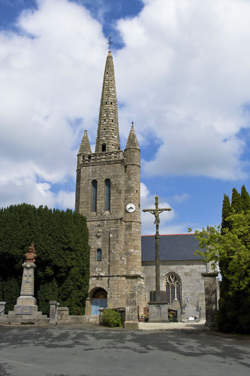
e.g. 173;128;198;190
126;203;136;213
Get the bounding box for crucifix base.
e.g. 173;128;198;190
148;290;169;322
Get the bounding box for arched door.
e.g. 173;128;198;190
90;288;107;315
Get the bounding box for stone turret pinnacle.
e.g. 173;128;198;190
79;130;91;154
95;51;120;153
125;123;140;150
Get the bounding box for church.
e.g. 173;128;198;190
75;49;211;322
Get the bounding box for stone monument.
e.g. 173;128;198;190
8;243;47;323
143;196;172;322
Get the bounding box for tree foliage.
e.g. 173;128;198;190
0;204;89;314
195;187;250;334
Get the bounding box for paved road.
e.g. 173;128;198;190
0;326;249;376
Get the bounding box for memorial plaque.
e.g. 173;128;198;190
15;305;33;315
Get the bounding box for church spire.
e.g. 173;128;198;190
95;50;120;153
79;130;91;154
125;122;140;150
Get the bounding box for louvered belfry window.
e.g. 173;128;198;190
91;180;97;212
105;179;111;211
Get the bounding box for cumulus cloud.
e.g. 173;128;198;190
1;0;250;213
116;0;250;180
0;0;107;208
171;193;190;203
140;182;174;234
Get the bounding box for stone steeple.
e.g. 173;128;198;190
79;130;91;154
95;51;120;153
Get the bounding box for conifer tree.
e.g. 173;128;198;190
241;185;250;213
231;188;242;213
221;194;231;233
195;185;250;333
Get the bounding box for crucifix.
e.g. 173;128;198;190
143;196;172;293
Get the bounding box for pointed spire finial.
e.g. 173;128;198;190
126;122;140;149
108;35;112;52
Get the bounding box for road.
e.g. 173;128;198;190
0;326;249;376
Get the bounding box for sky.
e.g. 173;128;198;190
1;0;250;234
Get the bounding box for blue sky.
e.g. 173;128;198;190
0;0;250;234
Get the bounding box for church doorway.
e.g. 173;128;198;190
90;288;107;315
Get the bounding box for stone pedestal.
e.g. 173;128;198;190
49;301;60;324
202;272;218;328
13;261;38;316
149;302;169;322
0;302;6;316
7;244;48;324
148;291;169;322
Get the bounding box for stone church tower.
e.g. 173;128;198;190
75;50;145;321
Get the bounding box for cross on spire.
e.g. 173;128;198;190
108;35;112;51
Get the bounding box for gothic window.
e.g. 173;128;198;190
105;179;111;211
91;180;97;212
96;248;102;261
102;143;106;152
166;272;181;304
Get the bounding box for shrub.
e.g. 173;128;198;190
101;309;122;327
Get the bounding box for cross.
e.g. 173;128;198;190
143;196;172;292
108;35;112;51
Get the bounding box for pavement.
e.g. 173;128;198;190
0;324;249;376
138;320;206;330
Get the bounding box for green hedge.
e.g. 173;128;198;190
0;204;89;314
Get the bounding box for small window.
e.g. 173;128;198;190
102;144;106;152
105;179;111;211
97;248;102;261
110;102;112;104
91;180;97;212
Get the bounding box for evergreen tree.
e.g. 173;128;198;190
195;185;250;333
241;185;250;213
231;188;242;213
0;204;89;314
221;194;231;233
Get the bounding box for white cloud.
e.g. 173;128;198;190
116;0;250;180
0;0;107;208
1;0;250;213
140;182;174;234
172;193;190;203
56;190;75;210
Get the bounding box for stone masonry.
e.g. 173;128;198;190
75;50;146;321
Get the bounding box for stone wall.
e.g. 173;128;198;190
143;260;207;320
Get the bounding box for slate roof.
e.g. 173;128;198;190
141;234;203;262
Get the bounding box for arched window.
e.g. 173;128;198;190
105;179;111;211
102;143;106;152
91;180;97;212
96;248;102;261
166;272;182;304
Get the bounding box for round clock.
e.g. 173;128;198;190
126;203;136;213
